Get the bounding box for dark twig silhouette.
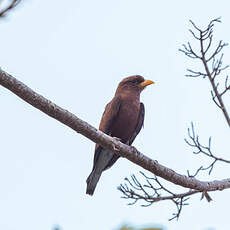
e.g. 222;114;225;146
0;0;21;18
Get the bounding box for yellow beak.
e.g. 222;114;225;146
139;80;155;87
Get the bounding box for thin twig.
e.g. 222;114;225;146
180;18;230;127
185;123;230;175
119;172;207;220
0;0;21;18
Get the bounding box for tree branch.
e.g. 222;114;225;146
1;68;230;193
0;0;21;18
180;17;230;127
118;172;202;221
185;122;230;175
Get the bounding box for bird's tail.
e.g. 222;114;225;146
86;169;102;196
86;149;114;195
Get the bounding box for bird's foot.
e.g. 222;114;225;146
112;137;121;151
112;144;119;152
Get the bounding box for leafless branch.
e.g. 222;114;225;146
180;17;230;127
118;172;204;221
185;123;230;175
179;43;201;59
180;18;230;179
0;0;21;18
220;75;230;96
185;69;207;78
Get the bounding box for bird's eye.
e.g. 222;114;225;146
131;79;138;84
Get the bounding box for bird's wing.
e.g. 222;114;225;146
103;102;145;170
129;102;145;145
98;95;121;134
93;95;121;167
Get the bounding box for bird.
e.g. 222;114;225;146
86;75;154;195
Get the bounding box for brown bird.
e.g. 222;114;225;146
86;75;154;195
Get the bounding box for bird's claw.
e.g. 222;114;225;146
112;137;121;151
112;144;119;152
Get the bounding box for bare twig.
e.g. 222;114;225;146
185;123;230;175
180;17;230;127
185;69;207;78
220;75;230;96
0;0;21;18
118;172;205;221
180;18;230;177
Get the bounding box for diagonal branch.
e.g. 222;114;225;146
1;68;230;192
200;36;230;127
0;0;21;18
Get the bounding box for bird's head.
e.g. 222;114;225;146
115;75;154;96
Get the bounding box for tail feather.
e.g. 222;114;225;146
86;149;114;195
86;169;102;195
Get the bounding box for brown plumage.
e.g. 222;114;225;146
86;75;154;195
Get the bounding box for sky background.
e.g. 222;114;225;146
0;0;230;230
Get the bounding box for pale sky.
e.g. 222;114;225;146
0;0;230;230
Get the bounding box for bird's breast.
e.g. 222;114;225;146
111;100;140;143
